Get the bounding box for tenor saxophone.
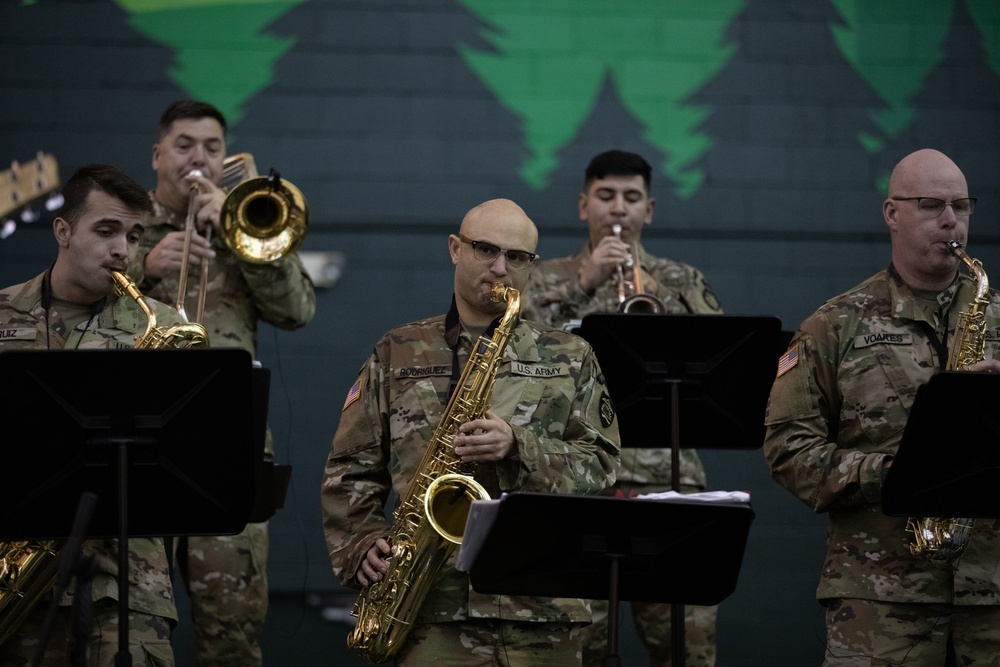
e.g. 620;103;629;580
906;240;988;563
347;282;519;663
0;274;208;647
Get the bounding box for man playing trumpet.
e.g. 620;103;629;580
520;150;724;667
130;99;316;666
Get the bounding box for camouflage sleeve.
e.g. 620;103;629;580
646;260;723;315
762;314;890;513
239;252;316;329
321;354;393;588
522;264;595;330
496;344;621;493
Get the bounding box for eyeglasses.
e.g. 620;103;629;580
459;235;538;269
891;197;976;217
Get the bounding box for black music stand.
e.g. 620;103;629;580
0;349;260;667
576;313;779;666
245;364;293;523
457;492;754;667
882;371;1000;518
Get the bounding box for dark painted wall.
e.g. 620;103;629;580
3;2;999;664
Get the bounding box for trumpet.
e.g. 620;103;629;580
612;223;663;314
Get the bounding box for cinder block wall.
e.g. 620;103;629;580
3;2;998;664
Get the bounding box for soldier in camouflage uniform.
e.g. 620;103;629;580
129;101;316;666
322;198;621;666
764;149;1000;666
520;150;721;667
0;164;177;666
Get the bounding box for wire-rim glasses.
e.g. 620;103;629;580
891;197;976;217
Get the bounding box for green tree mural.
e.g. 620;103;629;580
114;0;305;127
456;0;743;198
831;0;1000;154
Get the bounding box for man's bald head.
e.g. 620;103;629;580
459;198;539;253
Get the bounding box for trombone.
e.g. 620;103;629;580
174;169;204;323
174;154;309;322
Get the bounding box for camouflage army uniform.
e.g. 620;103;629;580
322;299;621;665
130;199;316;666
521;242;722;667
0;271;177;666
764;264;1000;665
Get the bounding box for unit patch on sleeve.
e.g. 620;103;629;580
599;392;615;428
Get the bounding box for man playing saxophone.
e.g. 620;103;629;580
130;99;316;667
322;198;621;665
763;148;1000;666
0;164;182;665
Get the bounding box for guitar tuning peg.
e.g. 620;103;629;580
46;193;64;211
20;207;39;223
0;219;16;240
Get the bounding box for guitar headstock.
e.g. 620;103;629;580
1;153;60;238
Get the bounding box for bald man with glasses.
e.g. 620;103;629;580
322;198;621;666
764;148;1000;666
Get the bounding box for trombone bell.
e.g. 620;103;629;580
220;172;308;264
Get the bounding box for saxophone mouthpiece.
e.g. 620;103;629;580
947;240;963;254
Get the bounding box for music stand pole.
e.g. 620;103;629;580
116;440;131;667
668;380;685;667
604;555;621;667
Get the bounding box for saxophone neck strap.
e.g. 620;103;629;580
41;265;105;350
917;320;948;372
444;293;501;398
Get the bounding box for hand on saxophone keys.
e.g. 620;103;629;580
357;537;392;586
968;358;1000;373
452;410;516;462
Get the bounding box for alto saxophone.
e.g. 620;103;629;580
906;240;988;563
347;282;519;663
0;274;208;646
112;271;210;348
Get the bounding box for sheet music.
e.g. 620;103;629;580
636;490;751;504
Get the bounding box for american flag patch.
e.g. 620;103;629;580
342;377;362;411
776;342;799;378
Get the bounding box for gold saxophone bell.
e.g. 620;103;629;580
219;169;308;265
612;224;664;314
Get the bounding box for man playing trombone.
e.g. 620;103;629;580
130;99;316;666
